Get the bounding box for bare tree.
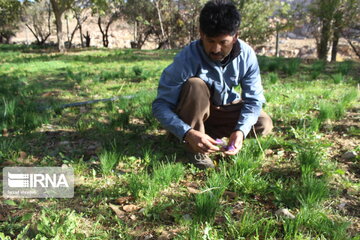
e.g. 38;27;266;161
49;0;75;52
22;0;53;45
92;0;123;48
72;0;91;47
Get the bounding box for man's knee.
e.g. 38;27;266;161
183;77;209;96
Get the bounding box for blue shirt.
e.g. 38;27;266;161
152;39;265;140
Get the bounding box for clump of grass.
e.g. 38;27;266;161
283;207;349;239
34;209;85;239
225;210;278;239
128;162;184;202
223;140;268;197
298;148;322;173
332;73;344;84
298;174;329;207
282;58;301;76
66;68;89;84
318;102;335;122
268;72;279;84
318;101;346;123
132;65;143;77
195;172;228;223
274;179;300;208
268;59;282;72
341;89;358;107
1;98;16;122
310;60;326;80
99;150;120;175
336;60;353;75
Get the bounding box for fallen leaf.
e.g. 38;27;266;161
158;231;176;240
214;215;226;224
265;149;274;155
115;196;134;205
187;187;200;194
109;203;126;218
275;208;295;219
0;213;6;221
17;151;27;161
184;182;199;188
123;204;140;212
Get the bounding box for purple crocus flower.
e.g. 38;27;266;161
226;144;236;151
215;138;226;146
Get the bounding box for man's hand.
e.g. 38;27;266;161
224;130;244;155
184;129;220;154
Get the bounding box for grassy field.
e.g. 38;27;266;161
0;44;359;239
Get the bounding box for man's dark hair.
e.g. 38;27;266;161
200;0;241;37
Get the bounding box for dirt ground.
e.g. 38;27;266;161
324;107;360;234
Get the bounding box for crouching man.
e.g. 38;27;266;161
152;0;273;169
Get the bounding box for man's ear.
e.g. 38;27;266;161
232;33;238;43
200;30;205;40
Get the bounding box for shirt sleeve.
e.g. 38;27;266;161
152;57;193;140
235;48;266;138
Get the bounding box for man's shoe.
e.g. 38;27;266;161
186;152;215;169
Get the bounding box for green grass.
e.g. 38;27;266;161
194;172;228;223
0;44;359;239
99;150;121;175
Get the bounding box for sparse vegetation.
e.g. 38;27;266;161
0;45;359;239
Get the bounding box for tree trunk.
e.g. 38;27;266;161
50;0;66;52
55;13;66;52
275;29;280;57
331;32;339;62
66;17;71;46
69;23;80;49
318;19;332;60
154;0;168;49
25;24;41;44
98;16;109;47
83;31;90;47
347;39;360;59
331;16;341;62
79;24;84;48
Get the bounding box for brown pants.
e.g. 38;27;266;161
176;77;273;139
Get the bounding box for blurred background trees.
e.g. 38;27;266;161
0;0;22;43
1;0;359;60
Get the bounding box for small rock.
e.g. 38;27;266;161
275;208;295;219
130;214;137;221
341;151;357;160
183;214;192;221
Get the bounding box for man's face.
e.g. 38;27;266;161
200;32;238;62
